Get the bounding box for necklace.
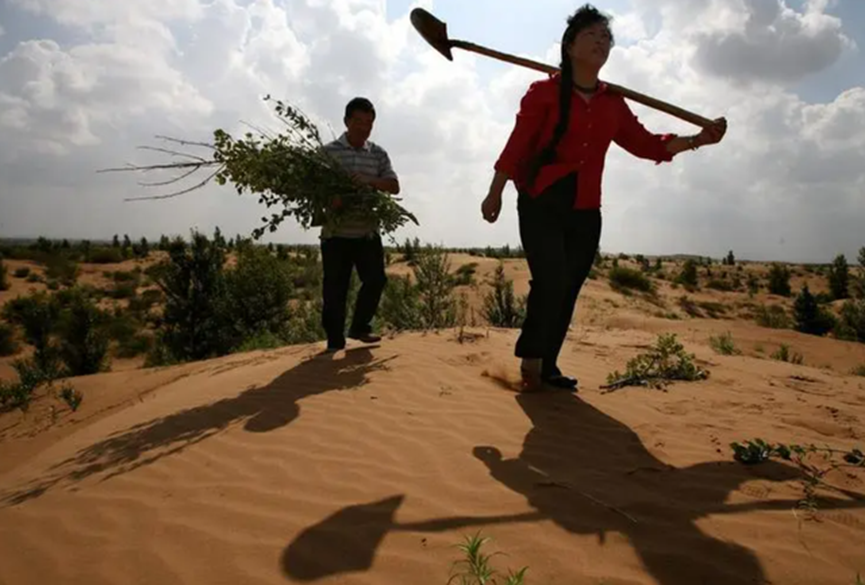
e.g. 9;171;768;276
573;80;599;93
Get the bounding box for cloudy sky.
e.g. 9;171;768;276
0;0;863;263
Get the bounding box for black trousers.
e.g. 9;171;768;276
320;235;387;345
515;173;601;378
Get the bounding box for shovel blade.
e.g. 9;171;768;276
410;7;453;60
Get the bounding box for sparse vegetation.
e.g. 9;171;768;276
835;299;865;343
482;263;526;328
794;285;836;336
767;263;792;296
771;344;803;364
0;323;19;356
453;262;478;287
447;532;527;585
608;266;654;294
828;253;850;300
0;258;8;291
412;245;459;330
731;438;863;514
602;333;709;391
754;304;791;329
675;259;699;291
709;331;740;355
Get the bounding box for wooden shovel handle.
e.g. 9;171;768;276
451;40;715;129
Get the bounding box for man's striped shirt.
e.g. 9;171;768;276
320;132;398;239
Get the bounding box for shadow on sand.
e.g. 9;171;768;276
2;346;393;507
282;383;865;584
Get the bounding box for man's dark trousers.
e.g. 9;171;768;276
320;234;387;348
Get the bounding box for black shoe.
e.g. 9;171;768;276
348;331;381;343
543;374;578;391
326;339;345;352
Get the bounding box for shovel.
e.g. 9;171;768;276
410;7;716;129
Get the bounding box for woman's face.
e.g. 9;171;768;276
567;22;612;69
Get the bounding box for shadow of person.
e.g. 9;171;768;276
469;391;838;584
281;387;864;584
2;346;393;507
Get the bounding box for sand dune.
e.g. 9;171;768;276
1;327;864;585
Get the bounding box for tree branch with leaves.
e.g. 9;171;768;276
100;96;418;240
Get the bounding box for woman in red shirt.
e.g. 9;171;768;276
481;4;726;391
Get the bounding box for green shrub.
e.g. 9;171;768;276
148;231;231;362
56;290;111;376
413;246;458;329
222;244;295;349
604;333;709;390
0;259;8;291
772;344;803;364
834;299;865;343
2;291;62;372
754;304;791;329
0;323;19;356
482;263;526;328
44;256;79;286
794;285;836;336
608;266;653;293
827;253;850;300
452;262;478;287
767;263;792;296
378;274;423;331
706;278;734;291
675;259;699;290
88;247;126;264
709;332;740;355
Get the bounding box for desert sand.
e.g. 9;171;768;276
1;252;864;585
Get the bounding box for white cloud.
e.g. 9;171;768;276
0;0;862;263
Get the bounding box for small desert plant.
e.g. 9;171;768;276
59;384;83;412
850;364;865;377
709;331;740;355
482;263;526;328
754;304;791;329
447;532;528;585
771;343;803;364
602;333;709;391
731;438;863;514
14;267;30;278
608;266;653;294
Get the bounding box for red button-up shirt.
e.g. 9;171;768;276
494;74;677;209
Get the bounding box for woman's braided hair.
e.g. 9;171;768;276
525;4;614;189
